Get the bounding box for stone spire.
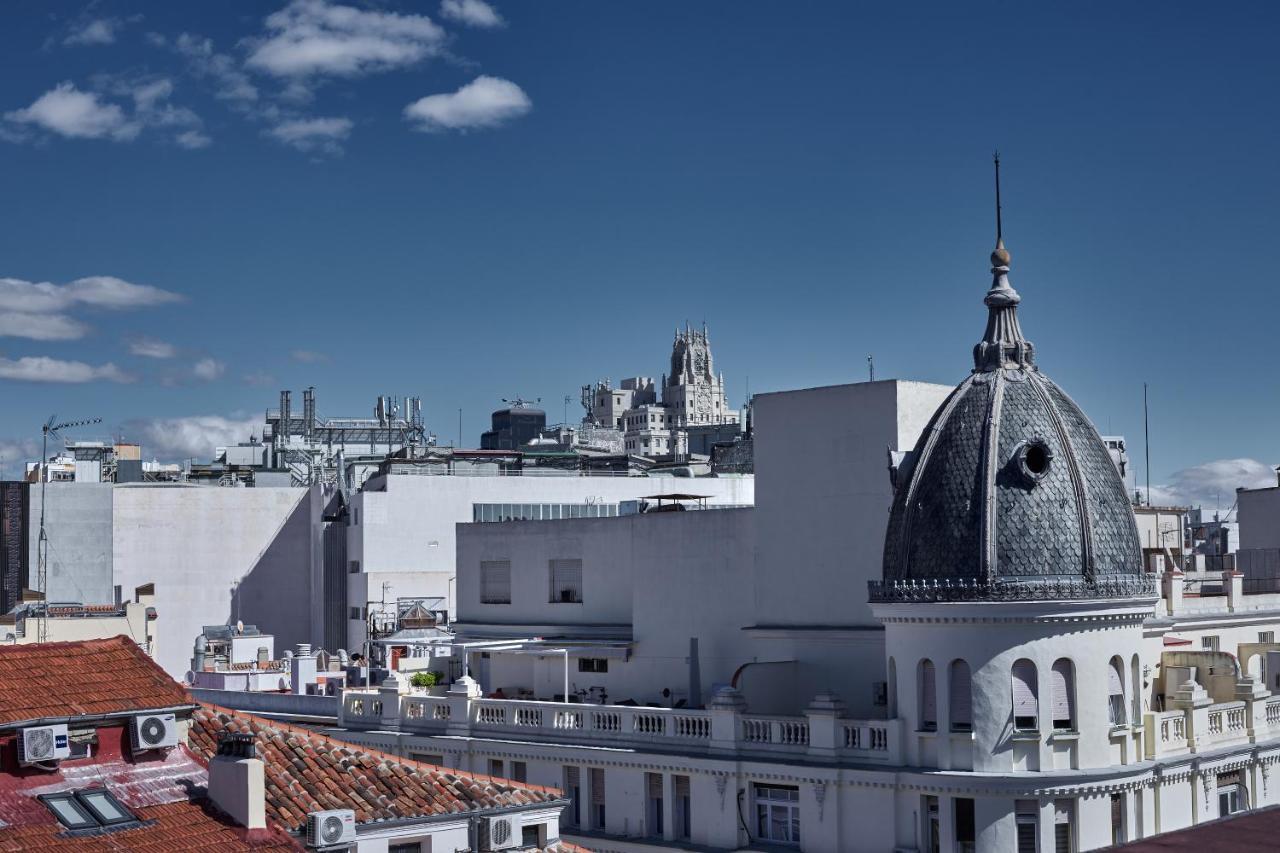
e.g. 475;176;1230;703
973;153;1035;372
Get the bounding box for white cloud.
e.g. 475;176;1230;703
0;312;88;341
122;414;261;462
268;116;352;154
65;18;121;46
440;0;504;28
0;438;40;477
166;33;259;104
192;357;226;380
1141;458;1277;510
5;82;139;141
246;0;446;78
0;356;133;384
243;370;276;387
176;129;212;149
128;337;177;359
404;75;530;132
0;275;181;312
291;348;329;363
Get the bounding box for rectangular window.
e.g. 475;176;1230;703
480;560;511;604
389;843;423;853
550;559;583;603
489;759;504;777
646;773;664;837
521;825;541;848
954;797;976;853
349;606;362;620
41;789;139;831
1015;800;1039;853
578;658;609;673
1110;793;1125;845
924;795;940;853
1261;631;1274;643
1202;636;1220;651
590;768;606;830
564;766;581;828
409;752;443;766
673;775;691;840
1054;799;1074;853
511;761;527;783
753;784;800;845
1217;771;1244;816
348;560;361;574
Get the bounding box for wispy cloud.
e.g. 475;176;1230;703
0;356;134;384
0;438;39;477
158;33;259;104
121;414;260;461
0;312;88;341
268;116;352;154
1141;458;1277;510
440;0;504;29
0;276;182;313
404;75;530;132
243;370;277;387
5;82;139;141
192;357;225;381
64;17;123;47
128;337;177;359
291;348;329;363
246;0;446;78
4;79;208;147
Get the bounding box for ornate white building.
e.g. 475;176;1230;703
228;208;1280;851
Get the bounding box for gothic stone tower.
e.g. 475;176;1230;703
662;323;731;427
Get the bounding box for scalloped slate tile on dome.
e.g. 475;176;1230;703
872;230;1152;604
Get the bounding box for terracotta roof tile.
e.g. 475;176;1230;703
0;636;191;727
191;705;568;833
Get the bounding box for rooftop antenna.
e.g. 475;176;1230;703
867;355;875;382
1143;383;1151;506
37;414;101;643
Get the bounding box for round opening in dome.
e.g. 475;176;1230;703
1014;438;1054;485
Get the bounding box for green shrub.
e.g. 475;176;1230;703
410;671;439;688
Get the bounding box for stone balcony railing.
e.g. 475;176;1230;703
339;682;901;765
1145;693;1280;759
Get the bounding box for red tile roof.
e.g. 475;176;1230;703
0;799;298;851
1112;804;1280;850
0;636;191;727
0;743;297;851
191;705;569;834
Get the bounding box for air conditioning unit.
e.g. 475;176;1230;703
306;809;356;848
479;815;518;851
131;713;179;751
18;723;70;765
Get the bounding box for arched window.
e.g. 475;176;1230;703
919;659;937;731
1131;654;1142;722
1108;657;1127;726
1011;659;1038;731
1051;659;1076;731
950;660;972;732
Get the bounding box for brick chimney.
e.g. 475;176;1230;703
207;732;266;830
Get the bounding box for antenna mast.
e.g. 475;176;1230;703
994;150;1003;244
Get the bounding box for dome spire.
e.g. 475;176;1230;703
973;151;1035;372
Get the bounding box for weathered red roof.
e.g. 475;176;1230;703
0;636;191;727
1113;805;1280;849
0;743;297;851
191;705;568;833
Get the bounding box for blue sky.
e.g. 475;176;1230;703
0;1;1277;507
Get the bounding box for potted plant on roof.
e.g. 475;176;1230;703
409;670;444;695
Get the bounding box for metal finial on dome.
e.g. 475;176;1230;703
974;153;1033;371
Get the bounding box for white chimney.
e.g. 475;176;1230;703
207;733;266;830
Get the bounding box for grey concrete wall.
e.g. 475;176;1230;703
1239;486;1280;550
112;484;315;678
28;482;114;605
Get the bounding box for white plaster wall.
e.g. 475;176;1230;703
346;474;753;650
752;380;951;629
112;484;316;677
29;482;114;604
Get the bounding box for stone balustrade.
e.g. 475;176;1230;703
1145;695;1280;758
340;689;900;764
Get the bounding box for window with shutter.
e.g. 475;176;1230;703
1050;660;1075;730
1012;659;1039;731
551;559;584;603
1015;801;1039;853
646;773;664;837
1053;799;1074;853
919;660;937;730
1107;658;1126;726
590;767;606;829
480;560;511;604
950;660;972;731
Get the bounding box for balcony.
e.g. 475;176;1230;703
1146;695;1280;759
339;685;901;765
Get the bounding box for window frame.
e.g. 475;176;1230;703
479;560;512;605
752;783;800;846
39;788;139;832
1012;659;1039;732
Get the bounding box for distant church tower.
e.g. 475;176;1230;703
662;323;731;427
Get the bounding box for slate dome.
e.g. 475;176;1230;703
872;236;1150;603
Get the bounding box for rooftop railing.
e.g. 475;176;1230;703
340;689;899;765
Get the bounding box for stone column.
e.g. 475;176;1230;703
1170;679;1212;753
446;674;480;736
708;686;745;754
806;691;847;759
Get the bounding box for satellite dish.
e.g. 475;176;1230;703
235;620;244;635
